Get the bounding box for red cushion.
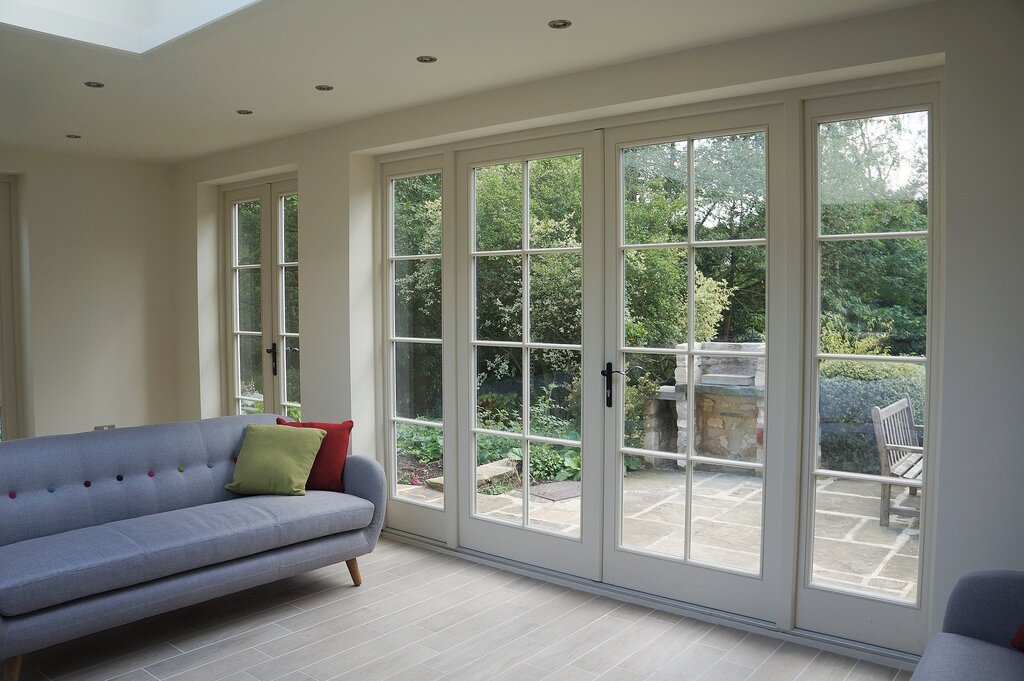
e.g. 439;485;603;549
1013;624;1024;652
276;418;353;492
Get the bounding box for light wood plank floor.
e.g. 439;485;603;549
19;538;913;681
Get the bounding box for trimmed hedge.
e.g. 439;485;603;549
818;360;925;473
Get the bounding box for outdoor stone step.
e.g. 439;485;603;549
425;458;517;492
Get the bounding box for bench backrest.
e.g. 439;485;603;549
0;414;279;546
871;394;919;474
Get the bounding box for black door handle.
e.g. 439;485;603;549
266;342;278;376
601;362;626;408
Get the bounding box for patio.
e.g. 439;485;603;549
397;468;920;602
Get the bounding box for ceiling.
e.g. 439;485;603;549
0;0;932;164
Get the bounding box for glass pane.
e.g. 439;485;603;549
284;337;300;405
235;200;260;266
692;355;766;463
811;475;919;602
820;112;928;235
529;155;581;249
820;238;927;357
394;422;445;508
624;248;688;349
476;255;522;342
476;346;523;433
239;399;263;415
693;132;766;241
689;463;762;573
817;359;926;475
393;173;442;256
236;268;261;333
237;335;263;400
394;342;442;421
622;352;683;455
475;162;523;252
529;349;580;440
623;141;688;245
395;258;441;339
620;454;687;559
283;193;298;263
475;433;524;525
528;443;581;538
284;265;299;334
694;245;766;343
529;252;580;344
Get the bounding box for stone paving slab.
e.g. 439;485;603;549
395;468;921;602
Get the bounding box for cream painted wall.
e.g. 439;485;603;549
161;0;1021;642
933;0;1024;634
0;147;176;436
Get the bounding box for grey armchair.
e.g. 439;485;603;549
911;570;1024;679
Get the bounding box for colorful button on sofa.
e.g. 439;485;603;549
0;414;385;681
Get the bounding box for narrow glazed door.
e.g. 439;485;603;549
601;106;789;623
457;132;604;578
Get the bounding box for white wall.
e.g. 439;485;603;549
147;0;1024;641
0;147;176;436
932;0;1024;631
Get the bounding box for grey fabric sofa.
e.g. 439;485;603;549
912;570;1024;679
0;415;386;681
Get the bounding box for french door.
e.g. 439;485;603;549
600;106;790;622
224;179;301;419
453;109;789;614
382;87;935;654
455;133;605;577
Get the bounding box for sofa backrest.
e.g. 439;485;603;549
0;414;281;546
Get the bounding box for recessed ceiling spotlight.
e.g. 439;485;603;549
548;19;572;29
65;134;82;139
416;55;437;63
314;84;334;91
83;81;105;88
236;109;253;115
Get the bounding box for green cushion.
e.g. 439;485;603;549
225;424;327;496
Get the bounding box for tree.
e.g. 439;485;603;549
818;114;929;356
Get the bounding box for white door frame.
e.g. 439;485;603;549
455;131;605;579
599;104;797;625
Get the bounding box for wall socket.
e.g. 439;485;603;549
94;424;116;431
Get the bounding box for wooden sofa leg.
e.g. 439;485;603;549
346;558;362;586
3;656;23;681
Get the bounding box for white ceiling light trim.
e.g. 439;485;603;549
0;0;263;53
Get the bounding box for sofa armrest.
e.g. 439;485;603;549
943;570;1024;647
342;455;387;551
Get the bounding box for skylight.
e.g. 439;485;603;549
0;0;263;53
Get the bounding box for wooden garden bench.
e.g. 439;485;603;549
871;394;923;527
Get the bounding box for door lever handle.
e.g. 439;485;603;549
266;342;278;376
601;362;626;408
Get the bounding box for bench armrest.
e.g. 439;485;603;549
341;455;388;552
888;445;924;454
943;570;1024;647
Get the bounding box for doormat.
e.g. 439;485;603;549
530;481;581;501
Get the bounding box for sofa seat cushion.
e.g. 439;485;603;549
0;491;373;616
911;633;1024;680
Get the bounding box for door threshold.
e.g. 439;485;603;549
381;528;920;671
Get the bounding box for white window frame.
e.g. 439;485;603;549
374;71;942;657
380;154;456;544
795;82;941;652
221;177;300;418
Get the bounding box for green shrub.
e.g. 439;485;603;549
528;444;567;481
819;360;925;424
818;359;925;472
623;454;646;472
396;423;443;463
